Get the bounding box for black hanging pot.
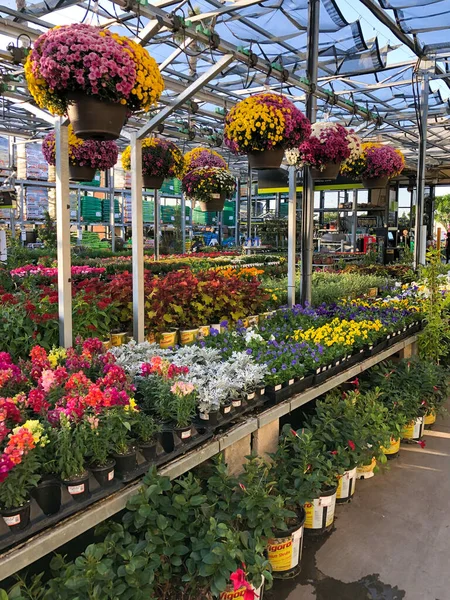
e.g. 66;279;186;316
32;477;62;515
69;164;96;182
248;148;284;169
143;175;164;190
198;191;226;212
362;176;389;189
139;442;158;462
90;460;116;487
1;498;31;531
311;162;341;180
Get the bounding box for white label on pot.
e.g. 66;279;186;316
387;334;391;339
336;360;340;366
108;470;114;481
288;379;295;385
304;493;336;529
337;468;357;500
247;392;255;400
181;429;192;440
319;495;333;507
316;367;321;374
68;483;85;495
3;514;20;526
274;384;282;391
200;412;209;420
223;405;231;414
232;399;242;407
95;211;101;217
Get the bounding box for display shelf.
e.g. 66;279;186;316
0;334;418;582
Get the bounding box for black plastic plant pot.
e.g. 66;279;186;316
1;499;31;531
291;374;315;395
90;460;116;487
112;450;137;478
265;383;294;404
257;387;266;397
198;409;220;427
159;430;175;454
267;507;306;579
304;486;337;536
314;369;330;385
372;339;388;354
174;425;193;443
32;478;62;515
139;442;158;462
231;398;243;410
62;472;90;502
221;401;233;417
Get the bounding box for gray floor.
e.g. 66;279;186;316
267;410;450;600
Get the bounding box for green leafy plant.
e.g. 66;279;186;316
55;416;87;480
133;412;161;444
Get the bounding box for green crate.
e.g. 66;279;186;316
81;196;103;223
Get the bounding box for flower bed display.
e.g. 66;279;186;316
25;23;164;139
42;125;118;182
121;137;184;189
182;166;236;211
285;123;354;179
341;142;405;188
224;93;311;168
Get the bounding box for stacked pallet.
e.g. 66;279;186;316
24;187;48;220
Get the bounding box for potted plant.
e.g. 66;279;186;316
182;167;236;212
31;425;62;516
286;122;353;180
103;408;138;478
121;137;184;190
0;421;46;530
42;125;118;182
25;23;164;140
133;412;161;461
183;147;228;173
166;381;198;441
272;427;339;536
55;415;90;502
342;142;404;188
224;92;311;169
83;414;116;487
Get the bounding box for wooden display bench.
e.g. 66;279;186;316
0;334;418;582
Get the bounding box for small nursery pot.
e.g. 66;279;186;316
304;486;337;535
62;471;90;502
402;416;425;441
90;460;116;487
1;499;31;531
32;478;62;515
139;442;158;462
112;450;137;477
231;398;243;410
199;410;220;427
179;329;199;346
267;508;306;578
356;457;376;480
159;331;178;349
221;401;233;417
174;425;193;442
381;437;401;459
336;467;357;504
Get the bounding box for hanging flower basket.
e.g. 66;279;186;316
25;23;164;140
341;142;405;184
362;176;389;189
122;137;184;190
183;147;227;173
182;167;236;212
42;125;118;181
289;122;353;180
224;93;310;169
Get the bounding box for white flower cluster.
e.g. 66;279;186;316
344;132;362;164
311;121;340;138
285;147;300;166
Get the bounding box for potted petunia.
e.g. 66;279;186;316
25;23;164;140
182;166;236;211
42;125;118;182
224;92;311;169
341;142;405;189
121;137;184;190
0;420;47;530
183;147;228;173
286;123;353;180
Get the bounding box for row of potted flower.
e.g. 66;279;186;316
1;356;446;598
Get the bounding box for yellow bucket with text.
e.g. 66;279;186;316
159;331;178;349
425;410;436;426
199;325;210;337
110;332;127;347
180;329;199;346
381;438;400;456
356;457;376;479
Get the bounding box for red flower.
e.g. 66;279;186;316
349;377;359;387
348;440;356;451
417;440;426;449
290;428;298;437
238;483;246;492
331;450;338;455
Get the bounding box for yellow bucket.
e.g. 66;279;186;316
110;332;127;347
356;457;376;479
402;417;424;440
102;339;112;351
368;287;378;298
198;325;210;337
159;331;178;349
381;438;400;456
425;410;436;426
241;318;249;328
180;329;199;346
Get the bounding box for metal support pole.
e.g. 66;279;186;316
300;0;320;305
55;117;72;348
414;70;429;268
351;189;358;251
275;192;281;217
154;188;160;260
287;166;297;308
318;190;325;227
217;210;223;245
130;133;145;343
8;137;16;239
246;164;252;242
235;178;240;247
107;169;115;253
181;192;186;254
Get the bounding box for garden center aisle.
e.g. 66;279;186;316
269;404;450;600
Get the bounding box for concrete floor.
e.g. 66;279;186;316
267;410;450;600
